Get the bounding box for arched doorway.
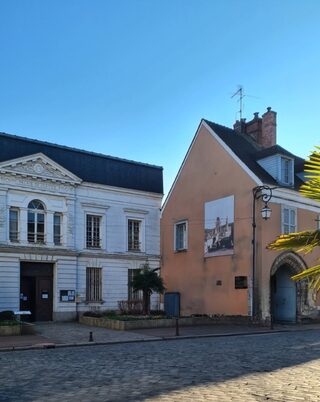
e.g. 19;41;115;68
271;264;296;322
270;252;308;323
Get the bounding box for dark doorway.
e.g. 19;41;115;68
20;262;53;321
271;264;296;323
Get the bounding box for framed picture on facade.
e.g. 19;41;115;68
204;195;234;257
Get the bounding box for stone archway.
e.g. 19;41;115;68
270;252;308;323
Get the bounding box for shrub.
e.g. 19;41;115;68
191;313;209;318
150;310;166;316
82;311;103;318
0;310;15;321
104;310;117;318
118;300;143;315
0;320;20;326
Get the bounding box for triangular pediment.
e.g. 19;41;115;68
0;153;82;185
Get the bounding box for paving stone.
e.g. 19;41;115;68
1;330;320;401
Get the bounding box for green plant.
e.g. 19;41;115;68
0;310;15;321
131;263;165;315
118;300;143;315
82;311;103;318
0;320;20;326
150;310;166;316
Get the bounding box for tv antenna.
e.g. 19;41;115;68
231;85;244;121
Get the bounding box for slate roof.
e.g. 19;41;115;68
0;132;163;194
203;120;305;190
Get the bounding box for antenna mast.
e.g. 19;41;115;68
231;86;244;120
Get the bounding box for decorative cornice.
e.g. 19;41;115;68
0;153;82;185
123;208;149;215
80;202;110;210
0;244;160;261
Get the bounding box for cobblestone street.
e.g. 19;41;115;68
1;330;320;401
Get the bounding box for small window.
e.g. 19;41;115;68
282;206;296;234
86;215;101;248
54;213;62;245
235;276;248;289
86;267;102;302
280;157;293;185
174;221;187;251
9;208;19;242
128;269;143;300
28;199;44;210
128;219;141;251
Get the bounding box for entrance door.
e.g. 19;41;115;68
20;277;36;321
36;277;53;321
20;263;53;321
271;265;296;323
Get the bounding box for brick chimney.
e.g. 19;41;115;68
233;118;246;134
244;112;262;143
233;107;277;148
261;107;276;147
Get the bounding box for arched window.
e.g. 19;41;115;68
28;200;45;243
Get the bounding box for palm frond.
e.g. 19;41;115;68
300;179;320;202
292;264;320;291
268;230;320;253
299;149;320;201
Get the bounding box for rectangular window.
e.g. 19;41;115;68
175;221;187;251
9;208;19;242
86;267;102;302
128;269;143;300
86;215;101;248
54;213;62;245
281;157;293;185
28;211;45;243
282;206;296;234
128;219;141;251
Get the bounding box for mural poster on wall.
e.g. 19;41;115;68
204;195;234;257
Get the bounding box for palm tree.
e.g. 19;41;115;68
131;263;165;315
268;147;320;291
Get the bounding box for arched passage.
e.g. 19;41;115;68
270;252;308;323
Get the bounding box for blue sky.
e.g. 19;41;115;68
1;0;320;196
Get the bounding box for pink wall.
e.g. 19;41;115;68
161;123;320;318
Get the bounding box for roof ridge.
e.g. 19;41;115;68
203;118;262;151
0;131;162;170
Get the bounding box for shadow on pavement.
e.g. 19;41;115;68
1;325;320;401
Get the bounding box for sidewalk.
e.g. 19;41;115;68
1;321;320;352
0;322;158;350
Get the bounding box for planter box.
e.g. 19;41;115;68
0;324;21;336
80;315;174;330
79;315;251;330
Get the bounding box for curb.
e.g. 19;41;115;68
0;327;309;353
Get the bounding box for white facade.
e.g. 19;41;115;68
0;153;162;321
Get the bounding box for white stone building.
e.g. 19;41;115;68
0;132;163;321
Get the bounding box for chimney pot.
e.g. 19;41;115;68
254;112;259;119
267;107;272;112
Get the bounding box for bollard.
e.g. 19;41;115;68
175;318;179;336
89;331;94;342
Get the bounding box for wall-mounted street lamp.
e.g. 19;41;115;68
253;185;273;221
251;185;274;318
